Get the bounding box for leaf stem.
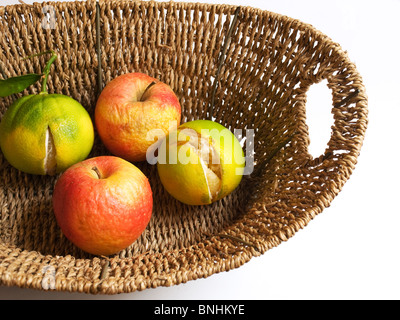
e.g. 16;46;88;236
41;52;57;93
23;50;58;93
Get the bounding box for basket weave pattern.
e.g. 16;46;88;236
0;0;367;294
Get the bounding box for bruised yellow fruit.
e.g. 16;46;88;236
0;93;94;175
157;120;245;205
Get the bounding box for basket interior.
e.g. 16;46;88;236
0;1;367;293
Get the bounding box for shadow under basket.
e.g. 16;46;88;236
0;0;368;294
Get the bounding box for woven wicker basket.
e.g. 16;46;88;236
0;0;367;295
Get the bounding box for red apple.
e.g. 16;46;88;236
52;156;153;256
95;72;181;162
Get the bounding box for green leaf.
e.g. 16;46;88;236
0;74;42;97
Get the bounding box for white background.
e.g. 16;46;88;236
0;0;399;300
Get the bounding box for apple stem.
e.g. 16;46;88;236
140;81;157;101
92;166;102;179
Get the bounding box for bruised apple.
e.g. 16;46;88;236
52;156;153;256
95;72;181;162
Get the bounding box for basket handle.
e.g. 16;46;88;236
304;84;368;170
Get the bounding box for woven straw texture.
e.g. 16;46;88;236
0;0;367;294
